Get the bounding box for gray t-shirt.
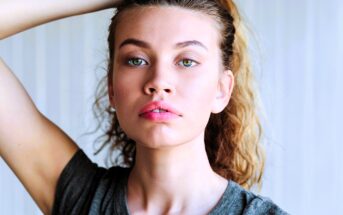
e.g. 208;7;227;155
52;149;288;215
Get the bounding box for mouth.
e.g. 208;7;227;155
139;101;182;120
149;108;169;113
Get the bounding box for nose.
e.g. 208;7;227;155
143;64;175;96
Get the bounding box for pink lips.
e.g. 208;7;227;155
139;101;182;121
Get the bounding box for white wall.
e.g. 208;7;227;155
240;0;343;214
0;0;342;214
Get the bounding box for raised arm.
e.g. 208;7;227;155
0;1;120;214
0;57;80;214
0;0;118;39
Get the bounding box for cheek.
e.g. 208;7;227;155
177;77;217;138
112;80;128;105
112;74;135;112
112;77;136;131
180;72;218;106
112;70;141;101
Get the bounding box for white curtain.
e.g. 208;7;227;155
0;0;342;214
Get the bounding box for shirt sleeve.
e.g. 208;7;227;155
242;196;290;215
52;149;107;215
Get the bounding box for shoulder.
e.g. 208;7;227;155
52;149;130;215
210;180;289;215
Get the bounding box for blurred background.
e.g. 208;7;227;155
0;0;342;214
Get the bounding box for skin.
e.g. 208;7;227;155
108;6;234;215
1;1;119;213
0;0;118;39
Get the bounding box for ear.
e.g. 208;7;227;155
211;70;234;114
108;76;116;109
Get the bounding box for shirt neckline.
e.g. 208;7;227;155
122;172;234;214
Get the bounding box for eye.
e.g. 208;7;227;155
127;58;148;66
178;59;198;68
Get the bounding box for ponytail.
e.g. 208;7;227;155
205;0;265;190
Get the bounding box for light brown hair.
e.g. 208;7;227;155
92;0;265;190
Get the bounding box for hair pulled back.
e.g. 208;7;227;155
92;0;265;190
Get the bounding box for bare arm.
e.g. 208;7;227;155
0;0;120;214
0;58;82;214
0;0;118;39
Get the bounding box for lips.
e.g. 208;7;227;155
139;101;182;117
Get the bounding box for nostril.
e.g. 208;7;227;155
147;87;172;94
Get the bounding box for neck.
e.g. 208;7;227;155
127;133;228;214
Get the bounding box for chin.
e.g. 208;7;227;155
135;135;184;149
123;123;171;144
122;123;204;150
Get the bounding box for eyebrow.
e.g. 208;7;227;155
119;38;208;51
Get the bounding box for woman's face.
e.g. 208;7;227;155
109;6;233;149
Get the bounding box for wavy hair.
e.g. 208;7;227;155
91;0;265;190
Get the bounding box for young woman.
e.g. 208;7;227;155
0;0;288;214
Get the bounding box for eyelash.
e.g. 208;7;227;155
127;58;148;67
177;59;198;68
126;57;199;68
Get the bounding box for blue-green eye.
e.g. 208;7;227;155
127;58;147;66
178;59;197;67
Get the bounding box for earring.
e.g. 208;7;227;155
225;70;232;76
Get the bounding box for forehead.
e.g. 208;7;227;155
114;6;221;51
